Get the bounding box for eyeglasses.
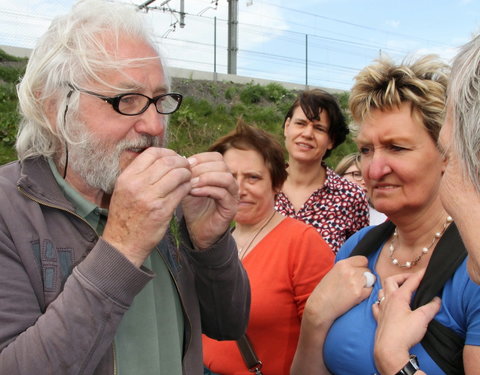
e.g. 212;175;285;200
343;171;364;181
68;84;182;116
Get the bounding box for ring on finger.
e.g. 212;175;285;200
363;271;376;288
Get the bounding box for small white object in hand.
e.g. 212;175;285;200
363;271;376;288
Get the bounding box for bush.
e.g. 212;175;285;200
0;65;24;83
239;82;265;104
264;82;294;103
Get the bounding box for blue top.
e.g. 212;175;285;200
323;226;480;375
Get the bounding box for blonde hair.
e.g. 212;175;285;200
349;55;449;142
335;153;361;176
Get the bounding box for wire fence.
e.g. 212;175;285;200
0;0;456;91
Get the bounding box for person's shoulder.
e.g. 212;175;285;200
0;159;21;184
279;217;333;255
280;216;321;235
277;217;323;241
0;159;20;172
450;257;480;291
280;216;309;229
336;226;376;261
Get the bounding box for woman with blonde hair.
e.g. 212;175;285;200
291;55;480;374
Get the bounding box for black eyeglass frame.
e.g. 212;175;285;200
343;171;364;181
68;84;183;116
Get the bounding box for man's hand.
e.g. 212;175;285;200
181;152;239;250
103;147;192;267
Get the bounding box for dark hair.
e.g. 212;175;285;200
283;89;349;159
209;119;288;191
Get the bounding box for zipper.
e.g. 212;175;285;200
112;342;118;375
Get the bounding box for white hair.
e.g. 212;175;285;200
16;0;169;161
449;34;480;193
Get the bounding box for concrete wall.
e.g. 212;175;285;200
167;66;344;94
1;45;31;58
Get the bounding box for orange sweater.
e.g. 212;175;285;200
203;217;334;375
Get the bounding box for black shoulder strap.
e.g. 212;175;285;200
349;220;395;257
236;334;263;375
412;223;467;375
348;222;467;374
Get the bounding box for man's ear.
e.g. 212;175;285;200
44;96;59;131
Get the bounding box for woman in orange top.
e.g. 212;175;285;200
203;120;334;375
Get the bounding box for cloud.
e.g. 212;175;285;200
385;19;400;29
414;46;460;63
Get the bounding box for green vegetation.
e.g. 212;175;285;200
0;48;357;168
0;50;26;164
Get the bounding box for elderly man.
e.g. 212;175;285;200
0;0;250;374
372;36;480;374
438;35;480;285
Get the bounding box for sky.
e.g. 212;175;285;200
1;0;479;91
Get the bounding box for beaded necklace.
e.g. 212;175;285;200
389;216;453;268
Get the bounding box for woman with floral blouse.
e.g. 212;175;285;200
275;89;369;253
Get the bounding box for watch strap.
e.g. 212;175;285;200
396;355;420;375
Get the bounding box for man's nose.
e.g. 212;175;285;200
134;104;166;137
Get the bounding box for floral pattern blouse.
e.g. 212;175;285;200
275;166;370;253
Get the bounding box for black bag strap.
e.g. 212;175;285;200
350;220;395;257
412;223;467;375
236;334;264;375
349;222;467;374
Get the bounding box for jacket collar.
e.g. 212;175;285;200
17;156;75;212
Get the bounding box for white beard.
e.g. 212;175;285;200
67;120;165;193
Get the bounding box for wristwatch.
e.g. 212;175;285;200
395;355;420;375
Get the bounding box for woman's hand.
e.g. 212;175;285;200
305;255;374;325
291;256;374;375
372;271;441;374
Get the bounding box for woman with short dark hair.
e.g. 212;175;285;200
275;89;369;253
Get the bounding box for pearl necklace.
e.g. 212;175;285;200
237;211;276;260
389;216;453;268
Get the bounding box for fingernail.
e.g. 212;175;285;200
191;177;199;186
188;157;197;166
